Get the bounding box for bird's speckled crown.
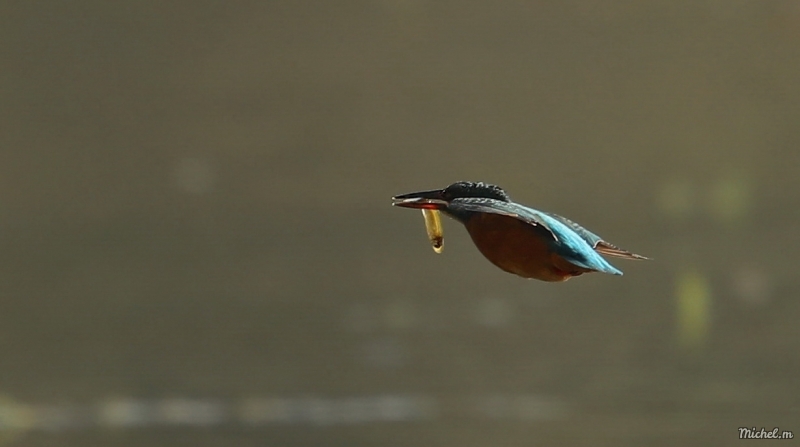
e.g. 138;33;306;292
445;181;510;202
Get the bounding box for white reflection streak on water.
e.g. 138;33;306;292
0;394;567;434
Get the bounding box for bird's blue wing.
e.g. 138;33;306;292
544;212;649;260
450;198;623;275
543;212;603;246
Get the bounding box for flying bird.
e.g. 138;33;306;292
392;181;648;282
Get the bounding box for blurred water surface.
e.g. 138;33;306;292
1;1;799;446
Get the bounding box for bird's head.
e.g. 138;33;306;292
392;181;510;222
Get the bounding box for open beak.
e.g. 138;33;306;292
391;189;448;210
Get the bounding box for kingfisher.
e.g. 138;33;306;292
392;181;648;282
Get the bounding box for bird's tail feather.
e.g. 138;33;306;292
594;241;650;260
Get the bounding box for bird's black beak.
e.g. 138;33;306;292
391;189;448;210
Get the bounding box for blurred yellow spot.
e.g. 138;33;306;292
676;270;711;352
174;157;215;194
238;398;292;425
98;398;150;428
385;299;415;330
475;297;512;328
657;178;694;220
0;395;33;445
707;174;751;224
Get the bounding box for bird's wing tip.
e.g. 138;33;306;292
594;241;650;261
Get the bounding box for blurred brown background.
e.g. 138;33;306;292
1;1;799;446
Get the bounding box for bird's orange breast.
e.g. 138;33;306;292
464;213;591;281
